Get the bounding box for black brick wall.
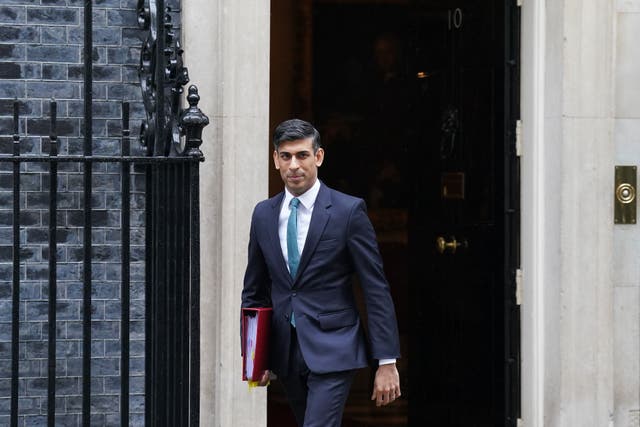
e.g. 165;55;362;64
0;0;180;425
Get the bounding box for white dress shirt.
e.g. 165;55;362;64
278;179;395;367
278;179;321;268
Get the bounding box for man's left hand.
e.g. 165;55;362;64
256;370;271;387
371;363;401;407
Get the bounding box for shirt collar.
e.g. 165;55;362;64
284;179;321;210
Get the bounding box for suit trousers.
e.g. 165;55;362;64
279;327;356;427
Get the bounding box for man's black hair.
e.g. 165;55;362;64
273;119;321;152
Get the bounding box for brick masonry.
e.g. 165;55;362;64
0;1;180;425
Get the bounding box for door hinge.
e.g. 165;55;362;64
517;0;523;7
515;119;522;157
517;418;524;427
515;268;523;305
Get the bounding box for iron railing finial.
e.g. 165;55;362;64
180;85;209;158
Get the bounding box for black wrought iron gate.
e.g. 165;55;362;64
1;0;208;425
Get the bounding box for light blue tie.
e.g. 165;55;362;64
287;197;300;327
287;197;301;277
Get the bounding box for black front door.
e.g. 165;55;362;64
270;1;520;425
408;0;520;425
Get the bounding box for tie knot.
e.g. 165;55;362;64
290;197;300;208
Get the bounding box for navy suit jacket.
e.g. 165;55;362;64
242;183;401;376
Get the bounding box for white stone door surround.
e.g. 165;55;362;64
179;0;629;425
521;0;618;426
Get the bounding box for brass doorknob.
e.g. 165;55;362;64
436;236;466;254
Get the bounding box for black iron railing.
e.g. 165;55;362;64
5;93;205;427
3;0;208;425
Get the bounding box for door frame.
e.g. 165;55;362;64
520;0;547;425
265;0;535;425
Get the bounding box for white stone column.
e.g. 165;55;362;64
613;2;640;426
559;1;615;425
182;1;270;426
522;0;615;425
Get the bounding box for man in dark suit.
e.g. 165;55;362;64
241;119;401;426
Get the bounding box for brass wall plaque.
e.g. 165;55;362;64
614;166;637;224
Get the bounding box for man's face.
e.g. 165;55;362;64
273;137;324;196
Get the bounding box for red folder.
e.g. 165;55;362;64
241;307;272;382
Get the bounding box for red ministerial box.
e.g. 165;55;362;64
241;307;272;382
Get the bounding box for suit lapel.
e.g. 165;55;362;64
267;192;292;284
294;184;332;284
